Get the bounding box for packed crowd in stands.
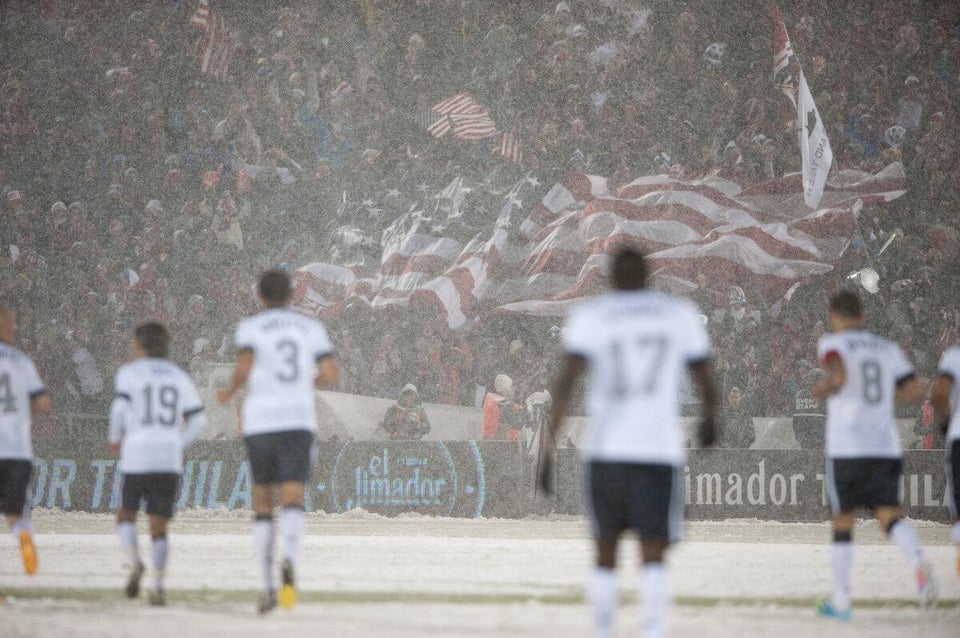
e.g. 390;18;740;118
2;1;960;446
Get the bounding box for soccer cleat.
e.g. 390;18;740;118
257;590;277;615
125;560;145;599
816;599;851;621
148;589;166;607
917;563;938;608
278;558;297;609
19;530;37;575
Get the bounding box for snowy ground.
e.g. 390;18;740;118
0;509;957;637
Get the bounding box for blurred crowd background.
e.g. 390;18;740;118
2;0;959;447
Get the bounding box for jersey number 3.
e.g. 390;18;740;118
276;339;299;383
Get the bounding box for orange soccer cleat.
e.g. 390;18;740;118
19;530;37;575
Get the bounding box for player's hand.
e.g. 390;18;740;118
537;453;554;496
698;416;717;448
108;442;121;456
216;388;234;405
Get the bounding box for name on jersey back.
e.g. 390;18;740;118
259;316;309;333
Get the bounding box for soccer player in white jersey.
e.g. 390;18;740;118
929;345;960;577
217;269;340;613
539;247;718;638
108;322;207;606
0;304;51;576
812;291;936;619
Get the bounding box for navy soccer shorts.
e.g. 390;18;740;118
120;472;181;518
585;461;684;544
244;430;315;485
825;458;902;514
0;459;34;516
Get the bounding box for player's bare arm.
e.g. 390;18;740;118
811;353;845;400
930;373;952;434
893;374;925;404
217;348;254;404
538;354;587;494
29;391;51;415
314;354;341;389
545;354;587;446
688;359;719;446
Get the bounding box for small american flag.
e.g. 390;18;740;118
423;92;496;140
188;1;231;80
496;131;522;164
417;110;449;135
190;0;210;30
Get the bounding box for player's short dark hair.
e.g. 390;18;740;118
258;269;292;304
610;246;646;290
829;290;863;319
134;322;170;358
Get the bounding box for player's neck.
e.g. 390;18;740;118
832;318;864;333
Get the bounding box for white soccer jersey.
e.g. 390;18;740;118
936;346;960;444
563;289;710;465
109;358;204;473
234;307;334;436
817;330;913;459
0;342;46;461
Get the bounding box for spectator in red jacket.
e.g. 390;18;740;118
482;374;524;441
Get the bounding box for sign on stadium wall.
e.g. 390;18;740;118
29;442;950;522
29;440;525;519
556;449;950;522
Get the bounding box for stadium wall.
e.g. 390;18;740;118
29;440;950;522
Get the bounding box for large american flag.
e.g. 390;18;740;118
293;164;907;330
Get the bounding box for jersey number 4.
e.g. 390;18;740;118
0;373;16;414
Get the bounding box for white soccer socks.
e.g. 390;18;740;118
588;567;616;638
117;520;139;565
253;516;275;592
151;535;168;591
888;519;924;568
279;506;305;564
639;563;669;638
830;539;853;611
10;517;32;538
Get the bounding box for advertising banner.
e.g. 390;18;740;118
555;449;951;522
29;440;950;521
30;439;525;519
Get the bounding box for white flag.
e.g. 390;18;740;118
797;68;832;209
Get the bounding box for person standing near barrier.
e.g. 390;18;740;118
108;322;207;605
928;346;960;577
381;384;430;440
812;290;936;619
217;269;340;614
481;374;524;441
0;303;50;577
538;247;718;638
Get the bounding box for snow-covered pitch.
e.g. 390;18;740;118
1;509;957;637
